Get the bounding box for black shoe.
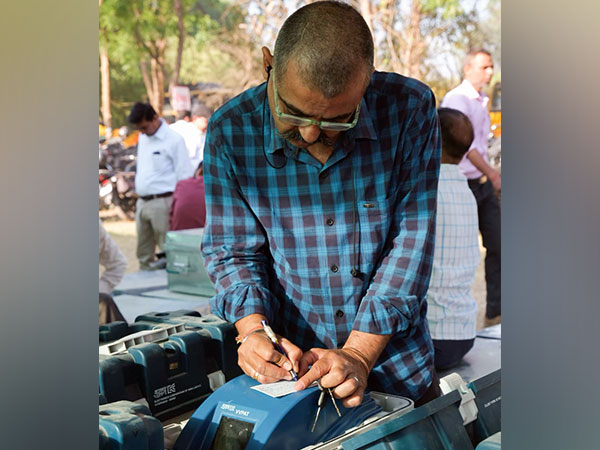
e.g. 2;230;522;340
147;257;166;270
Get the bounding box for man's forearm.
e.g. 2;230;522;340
343;330;391;372
467;148;495;177
235;313;268;337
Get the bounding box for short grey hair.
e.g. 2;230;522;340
273;1;374;98
464;48;492;69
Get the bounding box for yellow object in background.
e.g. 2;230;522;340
489;82;501;139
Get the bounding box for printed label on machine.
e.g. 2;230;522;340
153;382;204;407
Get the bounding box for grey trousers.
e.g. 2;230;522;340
135;196;172;270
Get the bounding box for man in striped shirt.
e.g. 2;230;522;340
426;108;480;370
202;1;441;406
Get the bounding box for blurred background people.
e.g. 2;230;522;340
128;102;193;270
441;49;501;325
99;219;127;324
170;109;203;169
191;103;212;163
169;162;206;231
426;108;480;371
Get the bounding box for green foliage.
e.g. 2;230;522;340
101;0;500;125
421;0;463;19
100;0;233;124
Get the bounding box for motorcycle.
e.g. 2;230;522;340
99;139;138;220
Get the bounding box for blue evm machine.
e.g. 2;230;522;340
173;375;413;450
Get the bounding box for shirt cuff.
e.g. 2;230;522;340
353;295;422;337
209;284;279;324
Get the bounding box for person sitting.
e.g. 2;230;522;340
99;219;127;324
426;107;480;371
169;162;206;231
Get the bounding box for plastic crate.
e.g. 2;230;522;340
476;432;501;449
164;228;216;297
134;312;241;381
99;331;213;421
468;370;502;443
329;369;501;449
99;401;163;450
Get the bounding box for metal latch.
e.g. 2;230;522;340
439;372;478;425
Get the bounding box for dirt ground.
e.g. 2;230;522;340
101;211;489;331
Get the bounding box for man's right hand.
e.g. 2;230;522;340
488;169;501;193
236;314;302;383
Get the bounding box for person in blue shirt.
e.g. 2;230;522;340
202;1;441;407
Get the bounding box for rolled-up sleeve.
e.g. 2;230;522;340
201;121;279;324
353;88;441;337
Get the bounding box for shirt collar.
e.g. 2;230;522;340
459;79;488;101
151;118;168;140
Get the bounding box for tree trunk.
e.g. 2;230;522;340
100;45;112;129
402;0;424;79
150;58;165;116
358;0;374;40
169;0;185;99
140;60;156;108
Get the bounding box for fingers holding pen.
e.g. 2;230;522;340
238;332;300;382
278;336;302;374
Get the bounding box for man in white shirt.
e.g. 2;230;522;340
426;108;480;370
441;49;501;324
170;110;203;169
128;102;193;270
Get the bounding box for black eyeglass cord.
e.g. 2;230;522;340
350;162;361;278
262;67;360;278
262;69;287;169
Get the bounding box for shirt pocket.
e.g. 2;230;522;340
151;150;169;172
355;199;391;274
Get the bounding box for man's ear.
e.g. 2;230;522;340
262;46;274;80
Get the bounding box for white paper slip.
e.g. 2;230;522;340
251;380;317;398
251;380;298;398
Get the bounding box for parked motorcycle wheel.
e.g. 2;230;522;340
113;196;136;221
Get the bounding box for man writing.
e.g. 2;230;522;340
441;49;501;324
202;1;441;407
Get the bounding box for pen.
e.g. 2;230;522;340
261;320;299;381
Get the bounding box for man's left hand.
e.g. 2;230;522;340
294;348;369;408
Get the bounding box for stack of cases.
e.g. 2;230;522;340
99;311;242;446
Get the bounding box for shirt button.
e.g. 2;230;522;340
319;171;329;180
330;265;338;273
326;218;335;226
336;310;344;318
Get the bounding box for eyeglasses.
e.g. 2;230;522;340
272;69;360;132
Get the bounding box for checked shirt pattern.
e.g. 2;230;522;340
202;71;441;400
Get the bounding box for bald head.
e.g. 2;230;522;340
273;1;374;98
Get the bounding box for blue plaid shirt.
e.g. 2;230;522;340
202;71;441;400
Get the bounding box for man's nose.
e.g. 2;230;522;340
299;124;321;144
